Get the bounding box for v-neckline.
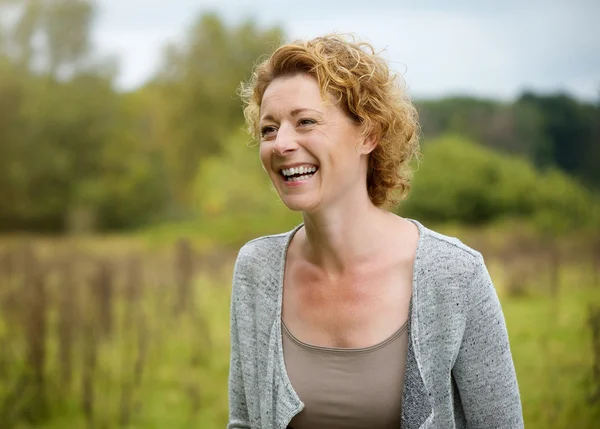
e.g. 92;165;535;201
272;218;426;419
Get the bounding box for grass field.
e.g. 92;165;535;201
504;288;600;427
1;225;599;428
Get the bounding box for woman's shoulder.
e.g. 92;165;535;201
411;220;496;320
234;225;298;270
411;219;486;286
418;222;482;258
231;225;300;295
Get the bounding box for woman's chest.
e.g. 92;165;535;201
281;263;412;349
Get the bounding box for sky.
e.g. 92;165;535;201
92;0;599;101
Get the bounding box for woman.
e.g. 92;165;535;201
228;34;523;429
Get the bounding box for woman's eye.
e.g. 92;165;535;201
260;126;277;137
298;118;316;126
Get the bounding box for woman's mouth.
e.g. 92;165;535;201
280;165;319;183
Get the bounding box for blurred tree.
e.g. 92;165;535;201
192;128;300;242
1;2;595;234
44;0;94;77
417;97;545;161
151;12;284;209
0;0;168;231
517;92;596;182
588;90;600;186
1;0;94;78
94;90;170;230
417;93;599;190
400;134;598;232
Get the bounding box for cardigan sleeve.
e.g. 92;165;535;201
452;255;524;428
227;257;252;428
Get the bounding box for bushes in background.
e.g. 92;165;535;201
400;135;599;233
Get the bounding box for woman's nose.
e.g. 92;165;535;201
272;124;298;156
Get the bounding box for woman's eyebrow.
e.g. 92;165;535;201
290;108;323;117
260;108;324;122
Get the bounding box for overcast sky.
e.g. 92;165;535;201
93;0;599;101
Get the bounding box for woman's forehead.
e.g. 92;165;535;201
263;75;320;102
260;75;336;119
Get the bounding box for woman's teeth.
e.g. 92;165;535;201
281;165;318;182
282;166;318;176
287;174;313;182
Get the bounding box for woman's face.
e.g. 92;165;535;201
259;74;375;213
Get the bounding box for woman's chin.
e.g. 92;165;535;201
279;194;319;213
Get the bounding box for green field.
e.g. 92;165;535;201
1;226;600;429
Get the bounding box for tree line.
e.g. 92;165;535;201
0;0;597;233
418;93;600;190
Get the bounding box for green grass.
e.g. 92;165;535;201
2;233;600;428
503;287;600;428
11;281;599;429
3;271;233;429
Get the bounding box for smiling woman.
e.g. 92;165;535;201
257;73;381;212
241;35;419;211
228;34;524;429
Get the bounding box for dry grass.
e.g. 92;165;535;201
0;227;599;428
0;237;234;428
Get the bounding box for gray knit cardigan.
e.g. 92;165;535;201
228;219;524;428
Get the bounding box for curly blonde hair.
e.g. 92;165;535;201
239;34;420;209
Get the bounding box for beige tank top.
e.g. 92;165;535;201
281;319;409;429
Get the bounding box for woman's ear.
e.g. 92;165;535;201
359;133;378;155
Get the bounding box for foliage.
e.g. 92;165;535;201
517;92;600;188
191;129;301;245
416;93;600;190
0;2;597;236
502;287;600;427
0;3;284;231
417;97;545;161
2;228;600;428
0;0;96;78
0;241;232;428
400;135;600;234
151;13;284;208
0;1;168;231
0;58;168;230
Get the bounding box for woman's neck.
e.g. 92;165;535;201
299;199;397;277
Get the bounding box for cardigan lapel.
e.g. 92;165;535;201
401;303;433;428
